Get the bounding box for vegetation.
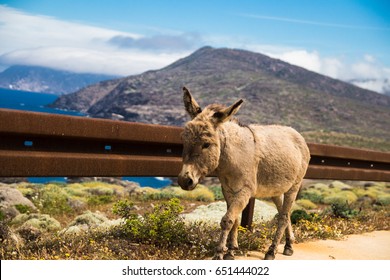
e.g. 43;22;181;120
0;179;389;259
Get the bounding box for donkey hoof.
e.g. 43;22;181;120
223;252;235;260
264;252;275;260
212;254;224;260
283;247;294;256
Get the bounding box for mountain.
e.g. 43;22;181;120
0;65;119;95
51;47;390;151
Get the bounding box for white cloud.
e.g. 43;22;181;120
257;48;344;79
0;5;191;75
0;47;191;76
272;50;322;73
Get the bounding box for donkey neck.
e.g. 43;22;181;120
216;121;257;175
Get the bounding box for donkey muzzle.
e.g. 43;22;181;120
178;170;198;191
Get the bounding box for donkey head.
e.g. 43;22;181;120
178;87;243;190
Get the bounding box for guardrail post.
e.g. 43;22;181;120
241;198;255;230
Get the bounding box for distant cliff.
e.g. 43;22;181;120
0;65;119;95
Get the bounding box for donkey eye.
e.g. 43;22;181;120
202;143;210;149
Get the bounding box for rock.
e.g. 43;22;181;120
0;186;37;220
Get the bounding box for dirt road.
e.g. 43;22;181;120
237;231;390;260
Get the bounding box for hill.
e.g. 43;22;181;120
51;47;390;151
0;65;119;95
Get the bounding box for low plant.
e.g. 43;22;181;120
322;191;358;206
36;184;73;215
14;204;34;214
376;194;390;206
299;189;323;203
113;198;188;246
330;203;359;219
295;199;317;210
290;209;313;224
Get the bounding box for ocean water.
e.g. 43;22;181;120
0;88;172;188
0;88;85;116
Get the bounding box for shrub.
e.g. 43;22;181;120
376;194;390;206
291;209;313;224
322;191;358;206
207;186;224;200
299;189;323;203
87;195;114;206
11;213;61;232
113;198;188;246
330;203;359;219
329;181;351;190
37;184;72;215
0;210;5;221
14;204;34;214
296;199;317;210
178;185;214;202
67;211;108;228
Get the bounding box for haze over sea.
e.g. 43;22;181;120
0;88;171;188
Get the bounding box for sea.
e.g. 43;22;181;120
0;88;172;188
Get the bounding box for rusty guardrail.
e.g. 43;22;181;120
1;109;390;227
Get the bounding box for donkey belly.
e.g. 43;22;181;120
253;126;309;198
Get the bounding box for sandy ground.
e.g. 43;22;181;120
235;230;390;260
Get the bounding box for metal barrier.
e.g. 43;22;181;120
1;109;390;227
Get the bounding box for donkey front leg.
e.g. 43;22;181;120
224;218;240;260
214;192;251;260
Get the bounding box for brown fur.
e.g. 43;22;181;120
178;87;310;260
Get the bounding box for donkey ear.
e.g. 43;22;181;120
183;87;202;119
213;99;244;123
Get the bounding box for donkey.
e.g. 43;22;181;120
178;87;310;260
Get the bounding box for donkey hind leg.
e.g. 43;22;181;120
213;191;251;260
271;195;295;257
265;185;299;260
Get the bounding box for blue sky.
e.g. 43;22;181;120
0;0;389;93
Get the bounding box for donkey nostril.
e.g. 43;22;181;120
186;178;193;187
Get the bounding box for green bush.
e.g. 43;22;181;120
330;203;359;219
291;209;313;224
296;199;317;210
87;195;114;206
14;204;34;214
207;186;224;200
323;191;358;206
11;213;61;232
299;189;323;203
38;184;72;215
113;198;187;246
376;194;390;206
